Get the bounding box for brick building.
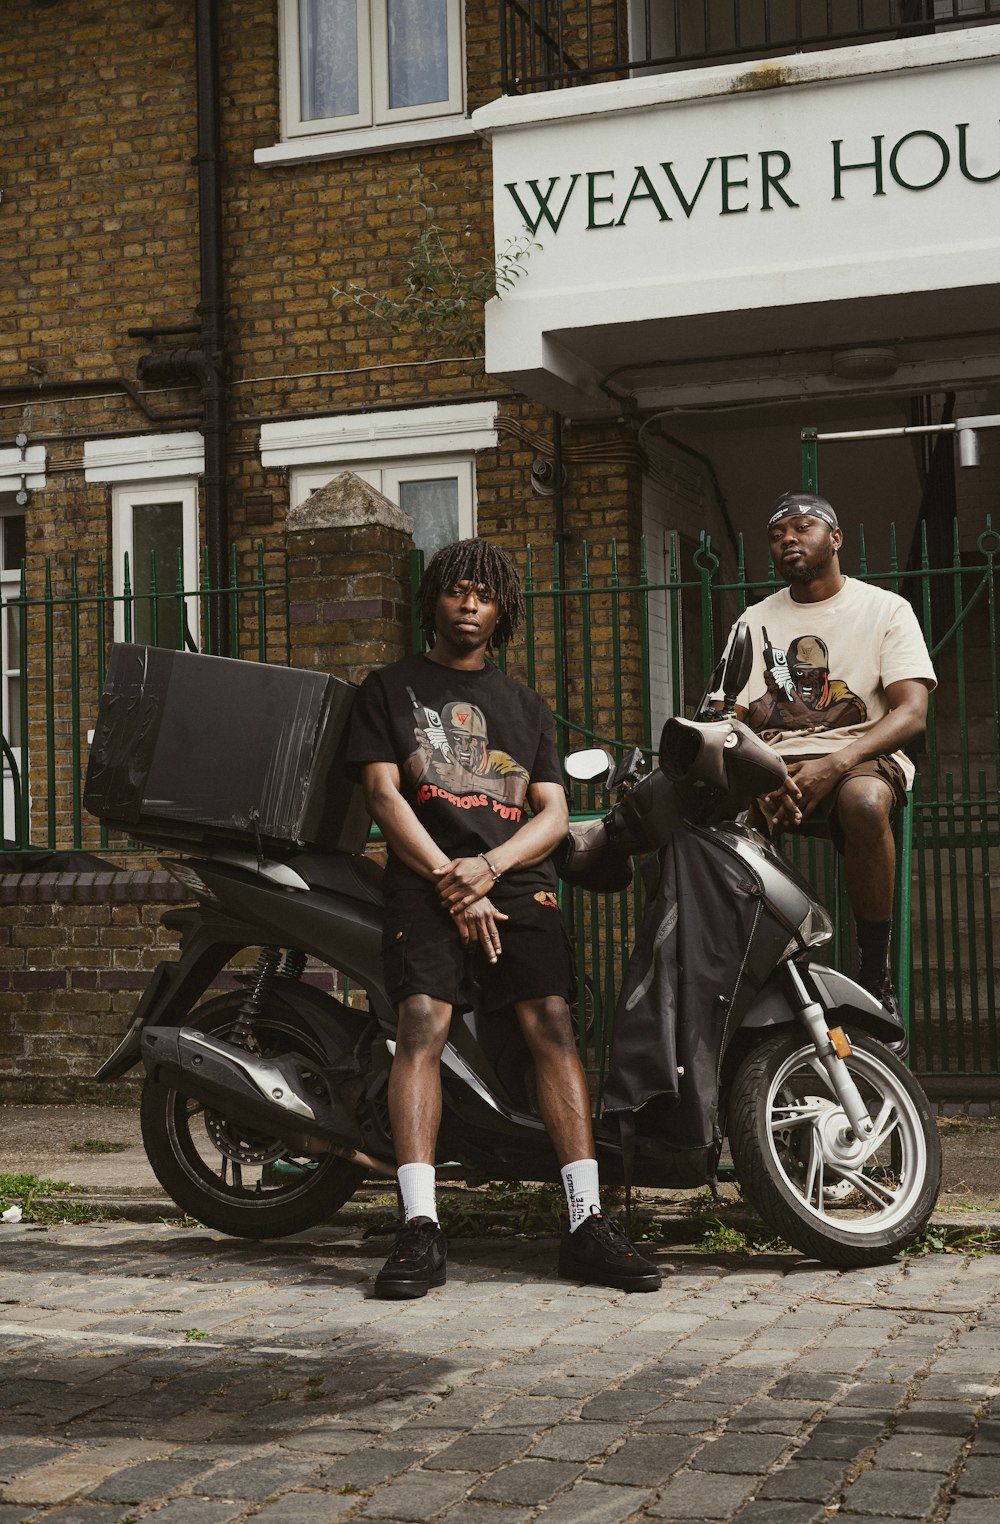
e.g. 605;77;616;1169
1;3;998;1096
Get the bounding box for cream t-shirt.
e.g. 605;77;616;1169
726;578;937;788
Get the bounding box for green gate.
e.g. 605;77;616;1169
412;518;1000;1094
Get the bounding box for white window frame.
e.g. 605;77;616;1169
110;481;201;647
0;499;27;842
261;401;498;556
276;0;466;152
293;456;476;555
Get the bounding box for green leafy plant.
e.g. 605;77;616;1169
0;1172;107;1224
184;1328;207;1342
331;184;538;357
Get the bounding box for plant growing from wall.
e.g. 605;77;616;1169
331;186;537;358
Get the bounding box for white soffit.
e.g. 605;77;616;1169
260;402;501;468
83;432;206;483
0;445;46;493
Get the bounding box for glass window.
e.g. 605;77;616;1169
0;504;26;837
387;0;450;108
395;475;460;558
112;482;199;649
293;456;474;559
283;0;463;138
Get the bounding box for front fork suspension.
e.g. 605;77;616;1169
786;962;874;1142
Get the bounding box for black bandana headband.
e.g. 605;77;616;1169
767;491;839;531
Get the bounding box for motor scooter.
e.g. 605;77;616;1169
90;629;940;1267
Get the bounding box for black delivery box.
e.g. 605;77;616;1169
83;644;371;855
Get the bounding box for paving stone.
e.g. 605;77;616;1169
440;1506;534;1524
470;1458;584;1505
137;1503;247;1524
954;1453;1000;1496
535;1478;657;1524
690;1433;789;1474
590;1434;698;1486
874;1433;966;1471
88;1458;212;1503
580;1390;672;1422
194;1455;319;1500
529;1421;625;1462
735;1502;826;1524
755;1459;851;1502
250;1493;357;1523
4;1460;125;1506
647;1469;759;1519
422;1433;529;1473
947;1501;1000;1524
796;1418;887;1459
317;1447;423;1492
839;1467;946;1516
24;1509;125;1524
359;1468;474;1519
0;1442;65;1481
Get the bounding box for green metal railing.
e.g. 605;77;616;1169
0;544;290;857
411;519;1000;1088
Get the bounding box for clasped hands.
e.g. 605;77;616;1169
758;755;843;829
433;856;507;964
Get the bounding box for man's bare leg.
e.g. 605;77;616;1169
836;776;898;997
375;994;452;1300
515;996;595;1166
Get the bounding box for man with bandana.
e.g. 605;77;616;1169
721;490;936;1020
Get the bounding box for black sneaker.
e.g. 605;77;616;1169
863;975;909;1062
558;1208;662;1292
374;1216;447;1300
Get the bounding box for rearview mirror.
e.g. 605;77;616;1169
564;748;611;782
722;620;752;704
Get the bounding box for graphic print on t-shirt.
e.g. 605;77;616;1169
404;685;530;813
747;628;867;743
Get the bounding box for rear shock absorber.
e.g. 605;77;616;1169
229;946;282;1049
280;949;307;981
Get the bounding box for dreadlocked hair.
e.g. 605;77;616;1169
417;538;525;649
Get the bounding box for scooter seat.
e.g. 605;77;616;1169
288;852;384;906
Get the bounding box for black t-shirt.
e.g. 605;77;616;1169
346;653;563;895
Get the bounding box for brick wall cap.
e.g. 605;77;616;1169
289;471;414;535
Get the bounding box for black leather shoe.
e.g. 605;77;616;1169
374;1216;447;1299
558;1208;662;1292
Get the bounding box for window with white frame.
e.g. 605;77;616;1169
261;401;498;559
282;0;464;139
111;482;200;650
294;457;474;558
0;500;26;842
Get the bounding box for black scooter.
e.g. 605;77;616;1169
92;630;940;1267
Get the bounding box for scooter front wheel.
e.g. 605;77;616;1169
729;1031;941;1268
140;993;366;1239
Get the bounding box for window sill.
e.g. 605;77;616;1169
254;115;480;166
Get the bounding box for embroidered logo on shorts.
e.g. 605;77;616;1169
533;890;559;909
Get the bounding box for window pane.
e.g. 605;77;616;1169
2;514;25;572
397;477;459;558
131;500;185;649
300;0;360;120
5;605;20;670
387;0;450;108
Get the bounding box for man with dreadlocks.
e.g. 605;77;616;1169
347;537;661;1299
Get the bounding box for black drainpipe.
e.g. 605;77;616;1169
132;0;230;654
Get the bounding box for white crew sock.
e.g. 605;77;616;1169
396;1162;438;1224
561;1157;602;1231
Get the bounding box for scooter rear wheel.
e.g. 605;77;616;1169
729;1030;941;1267
140;992;366;1239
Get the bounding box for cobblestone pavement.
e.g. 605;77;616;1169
2;1222;1000;1524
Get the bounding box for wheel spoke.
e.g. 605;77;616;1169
803;1125;826;1213
833;1166;899;1208
769;1105;826;1133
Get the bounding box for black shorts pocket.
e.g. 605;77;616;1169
382;923;409;998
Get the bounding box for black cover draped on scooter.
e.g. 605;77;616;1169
602;824;763;1180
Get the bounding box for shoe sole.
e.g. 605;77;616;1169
558;1264;662;1293
373;1264;447;1300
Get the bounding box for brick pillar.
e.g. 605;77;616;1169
285;470;415;681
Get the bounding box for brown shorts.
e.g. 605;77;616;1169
751;754;908;852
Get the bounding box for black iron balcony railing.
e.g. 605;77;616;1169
498;1;1000;94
